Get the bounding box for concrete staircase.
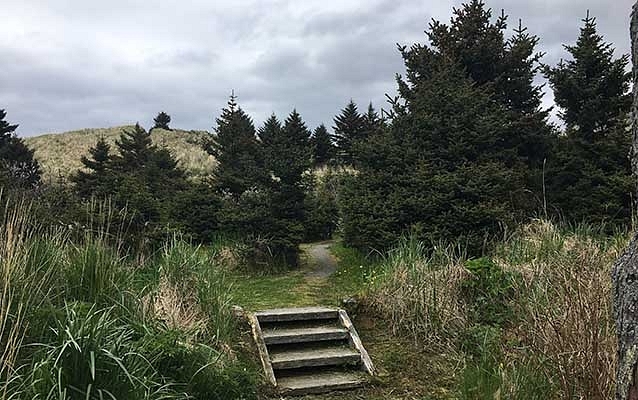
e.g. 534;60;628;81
249;306;374;396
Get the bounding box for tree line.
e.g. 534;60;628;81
0;0;632;262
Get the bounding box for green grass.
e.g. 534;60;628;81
230;242;379;311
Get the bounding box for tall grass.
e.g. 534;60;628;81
1;197;61;399
0;197;254;399
501;220;621;399
153;237;236;346
27;304;183;400
368;236;468;349
367;220;624;399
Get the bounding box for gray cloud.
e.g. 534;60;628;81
0;0;634;137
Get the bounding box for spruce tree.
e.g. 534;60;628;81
71;137;114;198
205;95;271;252
310;124;335;166
114;123;155;171
424;1;553;164
332;101;364;166
153;111;171;131
545;14;631;141
544;14;632;227
341;2;551;253
261;110;312;265
0;109;41;188
0;109;18;140
258;114;283;169
207;95;266;197
361;103;385;140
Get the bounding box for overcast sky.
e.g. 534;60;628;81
1;0;635;137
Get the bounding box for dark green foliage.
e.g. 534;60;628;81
342;60;523;254
207;96;275;262
170;183;221;242
361;103;385;140
545;14;630;141
309;124;335;166
71;137;114;198
332;101;365;166
207;95;267;197
544;14;632;228
0;108;19;137
257;114;281;149
114;123;155;171
339;1;555;254
71;124;188;247
261;110;312;265
304;171;339;241
153;111;172;130
415;0;554;168
0;109;41;188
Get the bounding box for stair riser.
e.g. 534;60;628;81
257;313;339;323
272;355;361;370
264;332;349;345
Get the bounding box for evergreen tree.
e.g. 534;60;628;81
423;0;553;170
114;123;155;171
114;124;186;228
361;103;385;141
258;114;283;168
153;111;171;131
545;14;631;141
72;124;188;241
427;1;507;87
207;95;266;197
0;109;18;140
310;124;335;166
261;110;312;265
71;137;114;198
340;2;555;254
0;109;41;188
332;101;364;165
343;59;521;253
544;14;632;227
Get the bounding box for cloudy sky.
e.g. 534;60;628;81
1;0;635;137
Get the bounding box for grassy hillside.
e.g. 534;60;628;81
25;126;216;181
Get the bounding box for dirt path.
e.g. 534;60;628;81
302;241;338;278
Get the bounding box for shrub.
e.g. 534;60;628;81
461;257;517;326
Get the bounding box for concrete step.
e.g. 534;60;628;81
255;306;339;323
262;326;349;345
270;346;361;370
277;370;366;396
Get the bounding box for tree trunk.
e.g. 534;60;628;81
614;3;638;399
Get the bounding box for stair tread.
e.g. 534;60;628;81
271;346;360;369
255;307;338;322
278;371;365;395
263;326;348;343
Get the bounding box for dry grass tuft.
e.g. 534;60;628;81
368;238;469;350
506;220;622;399
368;220;625;399
148;277;208;335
